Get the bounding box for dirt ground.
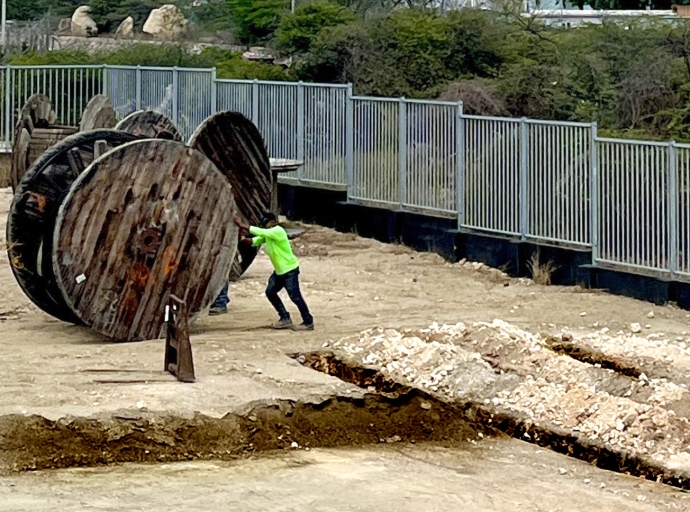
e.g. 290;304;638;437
0;441;687;512
3;183;690;421
3;185;690;509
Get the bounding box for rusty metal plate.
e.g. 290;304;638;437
188;111;272;281
7;130;142;323
52;139;239;342
115;110;183;141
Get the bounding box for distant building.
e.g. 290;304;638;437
521;8;680;27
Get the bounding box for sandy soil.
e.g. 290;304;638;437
3;183;690;420
0;441;687;512
4;185;690;508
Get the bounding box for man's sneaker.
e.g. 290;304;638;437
271;318;293;329
292;322;314;331
209;306;228;316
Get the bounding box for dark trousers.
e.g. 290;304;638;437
213;282;229;308
265;268;313;325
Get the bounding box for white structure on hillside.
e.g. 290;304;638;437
522;8;679;27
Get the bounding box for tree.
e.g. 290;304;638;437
277;0;355;54
227;0;288;42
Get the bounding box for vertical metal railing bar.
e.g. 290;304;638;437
399;98;407;209
590;123;599;263
296;81;305;180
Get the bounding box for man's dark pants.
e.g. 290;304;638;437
265;268;313;325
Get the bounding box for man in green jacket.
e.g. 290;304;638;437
233;213;314;331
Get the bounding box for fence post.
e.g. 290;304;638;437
456;101;465;229
171;66;179;127
135;65;142;111
297;81;305;180
210;68;217;115
590;122;599;264
101;64;108;96
399;98;407;209
345;84;354;201
4;66;10;148
519;118;529;239
669;141;679;277
252;79;259;125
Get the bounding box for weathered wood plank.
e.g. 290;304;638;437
188;111;271;281
25;127;79;182
18;94;56;129
52;139;239;342
10;128;30;191
115;110;183;141
11;95;55;192
79;95;117;132
7;130;142;324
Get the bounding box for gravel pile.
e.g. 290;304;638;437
328;320;690;470
576;329;690;378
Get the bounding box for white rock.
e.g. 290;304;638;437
115;16;134;38
630;323;642;334
647;311;655;319
143;4;188;40
559;468;567;475
71;6;98;37
291;441;299;448
136;400;147;409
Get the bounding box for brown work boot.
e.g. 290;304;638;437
271;318;293;330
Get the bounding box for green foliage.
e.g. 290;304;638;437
227;0;288;42
88;0;169;33
8;46;288;81
7;0;81;20
277;1;355;53
199;47;290;79
15;4;690;141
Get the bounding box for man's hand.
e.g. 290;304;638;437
240;237;253;246
233;215;250;231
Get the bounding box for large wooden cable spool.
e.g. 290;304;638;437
7;130;143;323
10;94;66;190
115;110;183;142
52;139;239;342
188;111;272;281
79;94;117;132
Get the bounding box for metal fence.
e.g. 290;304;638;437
5;63;690;280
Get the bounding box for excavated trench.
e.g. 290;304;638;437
0;386;487;474
294;351;690;491
3;345;690;492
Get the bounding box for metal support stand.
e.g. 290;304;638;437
164;294;195;383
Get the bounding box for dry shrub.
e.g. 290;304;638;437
438;80;508;116
528;250;558;286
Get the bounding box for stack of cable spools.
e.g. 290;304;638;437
7;94;272;342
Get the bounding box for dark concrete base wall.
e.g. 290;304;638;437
278;183;688;309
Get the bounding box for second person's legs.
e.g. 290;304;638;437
284;269;313;328
265;272;291;328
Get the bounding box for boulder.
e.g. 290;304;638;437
115;16;134;38
142;5;188;40
56;18;72;35
70;6;98;37
242;46;274;62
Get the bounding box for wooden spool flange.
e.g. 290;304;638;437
7;130;142;323
52;139;239;342
11;94;66;191
79;94;117;131
115;110;183;141
188;111;271;281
